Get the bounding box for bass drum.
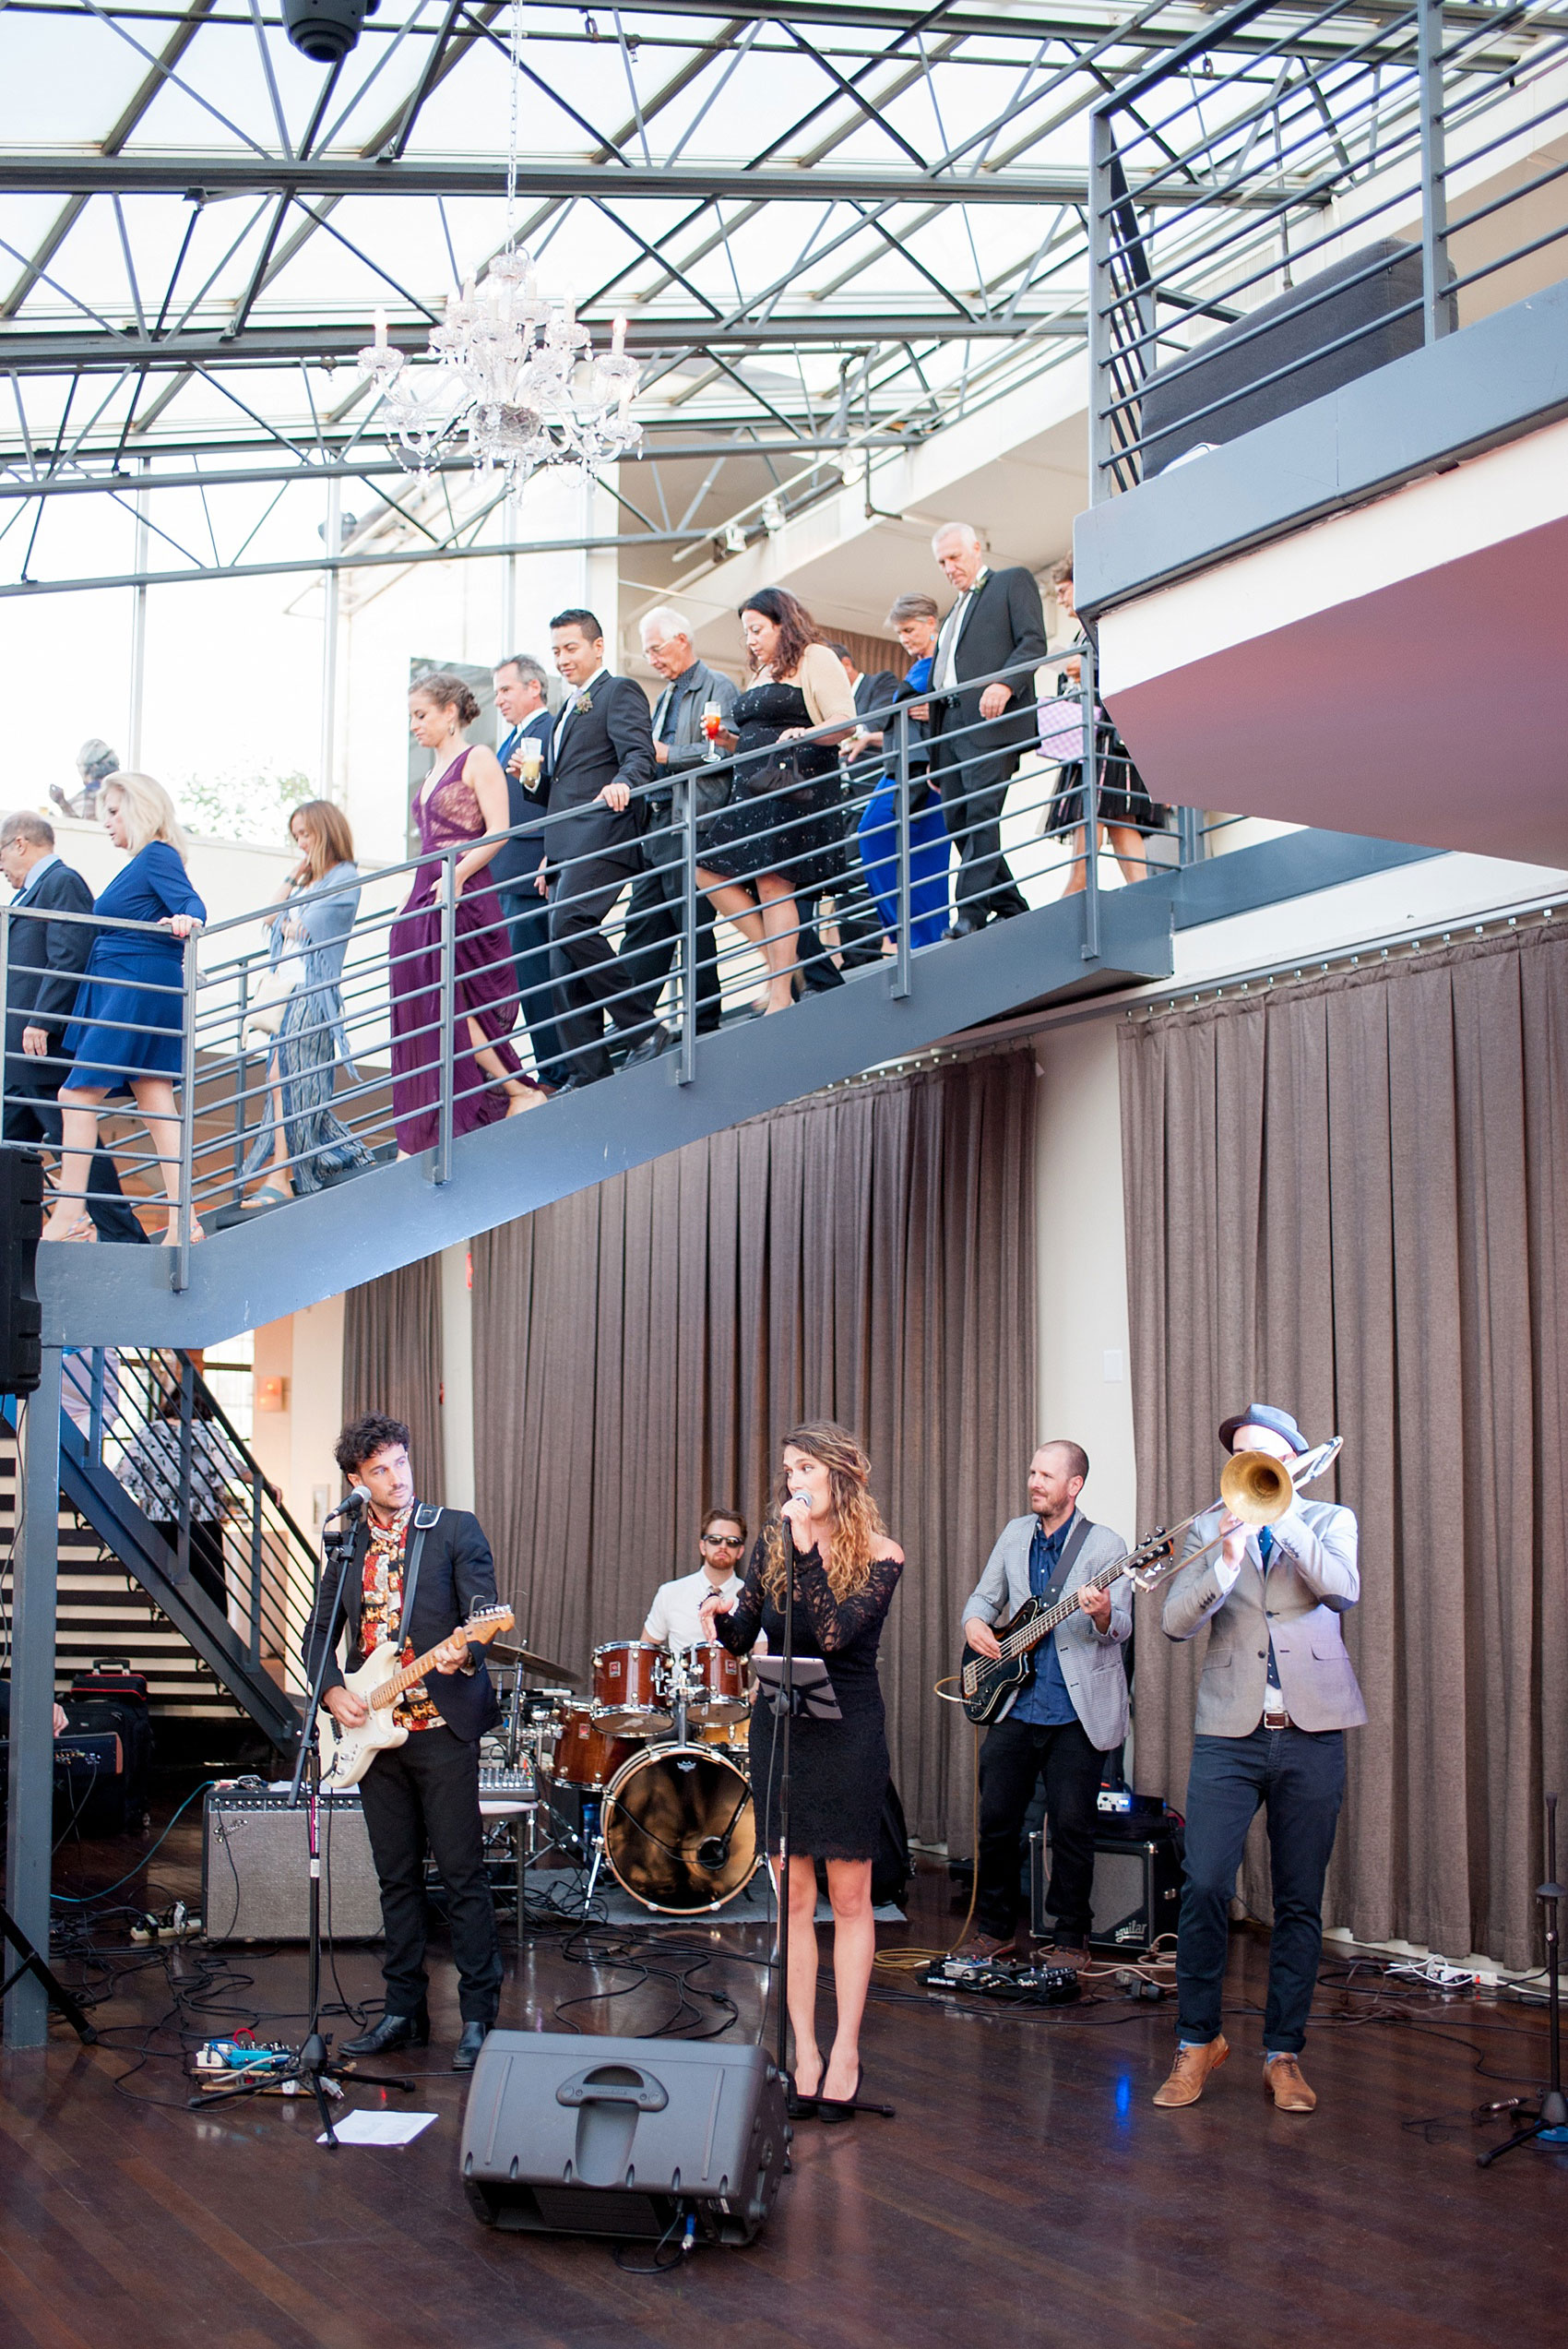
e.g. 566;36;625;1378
602;1744;758;1914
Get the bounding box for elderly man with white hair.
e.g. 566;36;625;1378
618;604;739;1057
927;523;1048;935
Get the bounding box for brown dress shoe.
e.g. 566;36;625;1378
954;1931;1016;1962
1263;2054;1316;2113
1152;2033;1229;2107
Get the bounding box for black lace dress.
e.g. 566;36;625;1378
715;1535;903;1861
698;679;847;890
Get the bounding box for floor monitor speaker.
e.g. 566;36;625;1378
460;2033;790;2245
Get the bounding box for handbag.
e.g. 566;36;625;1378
242;955;298;1049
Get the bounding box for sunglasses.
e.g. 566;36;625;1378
703;1534;746;1549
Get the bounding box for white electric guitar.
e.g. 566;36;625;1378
315;1604;515;1790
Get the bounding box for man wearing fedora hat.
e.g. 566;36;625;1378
1152;1403;1364;2115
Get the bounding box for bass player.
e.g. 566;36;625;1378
959;1441;1132;1963
302;1413;503;2071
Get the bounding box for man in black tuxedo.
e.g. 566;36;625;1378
491;652;565;1087
615;605;738;1053
541;607;659;1088
927;523;1048;934
303;1413;504;2069
1;811;147;1244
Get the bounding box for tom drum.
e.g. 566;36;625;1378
591;1640;672;1735
543;1700;637;1790
678;1641;750;1725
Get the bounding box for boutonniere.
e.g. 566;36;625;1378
575;691;593;715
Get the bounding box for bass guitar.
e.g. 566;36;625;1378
316;1604;514;1790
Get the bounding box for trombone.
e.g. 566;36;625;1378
1123;1437;1343;1591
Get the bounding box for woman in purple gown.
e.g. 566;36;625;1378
391;673;544;1153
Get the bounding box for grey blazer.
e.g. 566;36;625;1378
1161;1499;1367;1735
959;1510;1133;1751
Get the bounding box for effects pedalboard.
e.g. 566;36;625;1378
925;1954;1083;2008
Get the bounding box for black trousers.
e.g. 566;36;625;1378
977;1711;1104;1942
547;847;658;1081
928;738;1028;924
4;1061;148;1244
497;886;568;1084
356;1725;502;2024
617;818;722;1037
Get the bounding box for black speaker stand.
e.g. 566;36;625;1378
1479;1791;1568;2167
1;1899;98;2044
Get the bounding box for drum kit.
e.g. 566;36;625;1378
491;1635;759;1918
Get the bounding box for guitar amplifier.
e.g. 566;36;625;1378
202;1783;385;1943
1029;1825;1182;1954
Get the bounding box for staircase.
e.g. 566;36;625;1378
2;1349;312;1748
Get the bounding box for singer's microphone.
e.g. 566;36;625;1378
325;1484;371;1520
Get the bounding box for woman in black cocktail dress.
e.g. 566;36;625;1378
704;1421;903;2119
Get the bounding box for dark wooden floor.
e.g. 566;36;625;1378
4;1809;1564;2349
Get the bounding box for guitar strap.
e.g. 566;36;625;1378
1034;1512;1094;1619
394;1503;443;1651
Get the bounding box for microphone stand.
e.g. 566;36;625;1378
776;1520;795;2095
1479;1791;1568;2165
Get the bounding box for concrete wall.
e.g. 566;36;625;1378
249;1292;347;1542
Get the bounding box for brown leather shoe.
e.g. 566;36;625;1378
1263;2054;1316;2113
954;1931;1016;1962
1152;2034;1229;2107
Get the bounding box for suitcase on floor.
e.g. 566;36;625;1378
65;1660;153;1830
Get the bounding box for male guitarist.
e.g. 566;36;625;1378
959;1442;1131;1962
303;1413;503;2071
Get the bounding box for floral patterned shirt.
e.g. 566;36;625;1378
362;1505;440;1732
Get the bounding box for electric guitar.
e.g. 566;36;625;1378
958;1533;1184;1726
315;1604;514;1789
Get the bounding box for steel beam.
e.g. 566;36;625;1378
3;1355;62;2050
0;153;1281;207
0;312;1087;375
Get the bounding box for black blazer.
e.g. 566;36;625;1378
491;707;553;889
5;857;95;1060
931;566;1048;769
541;672;656;871
847;669;902;774
301;1505;502;1744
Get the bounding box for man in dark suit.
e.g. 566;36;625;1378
541;607;659;1088
1;811;147;1243
491;652;565;1087
303;1412;505;2069
615;605;738;1053
927;523;1048;933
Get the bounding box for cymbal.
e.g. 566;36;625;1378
490;1640;581;1684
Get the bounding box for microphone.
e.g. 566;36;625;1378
325;1485;371;1521
696;1832;731;1873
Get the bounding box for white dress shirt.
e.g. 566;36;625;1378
552;664;608;759
934;569;989;692
643;1567;743;1651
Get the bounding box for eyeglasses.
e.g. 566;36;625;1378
704;1534;746;1549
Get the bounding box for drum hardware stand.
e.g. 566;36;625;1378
1479;1790;1568;2166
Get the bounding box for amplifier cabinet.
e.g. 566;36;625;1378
1029;1826;1182;1954
203;1784;385;1942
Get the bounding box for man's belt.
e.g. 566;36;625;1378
1262;1700;1293;1731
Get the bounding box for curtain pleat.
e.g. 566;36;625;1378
1119;924;1568;1967
471;1049;1037;1850
340;1256;445;1505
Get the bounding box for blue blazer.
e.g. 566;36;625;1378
5;856;95;1057
302;1504;503;1743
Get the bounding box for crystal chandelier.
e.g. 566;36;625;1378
354;3;642;486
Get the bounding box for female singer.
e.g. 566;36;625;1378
390;673;544;1153
702;1422;903;2119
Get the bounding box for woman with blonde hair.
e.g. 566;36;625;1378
702;1421;904;2120
240;798;373;1210
42;773;206;1247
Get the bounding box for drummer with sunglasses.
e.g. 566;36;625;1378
643;1508;765;1652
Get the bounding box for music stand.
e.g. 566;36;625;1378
752;1657;842;1721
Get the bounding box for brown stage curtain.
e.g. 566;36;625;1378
340;1256;445;1505
1119;924;1568;1967
470;1049;1037;1848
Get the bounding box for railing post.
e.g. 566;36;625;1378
1177;805;1202;867
1418;0;1451;341
174;928;198;1292
232;951;251;1205
677;773;698;1085
892;701;912;1001
1080;640;1101;963
177;1353;195;1587
249;1463;264;1668
89;1346;105;1466
4;1348;62;2047
436;847;456;1184
1089;107;1116;500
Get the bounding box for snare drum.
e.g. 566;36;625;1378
591;1640;672;1735
692;1716;751;1760
679;1641;749;1724
542;1700;636;1789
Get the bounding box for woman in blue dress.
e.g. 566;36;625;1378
240;798;373;1209
853;593;953;951
42;773;207;1248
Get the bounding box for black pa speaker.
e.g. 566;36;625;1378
0;1149;43;1395
1029;1824;1182;1954
460;2033;790;2245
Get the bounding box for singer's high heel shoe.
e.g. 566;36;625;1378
787;2057;824;2119
817;2063;861;2124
